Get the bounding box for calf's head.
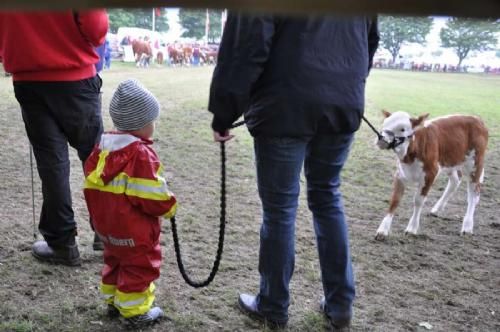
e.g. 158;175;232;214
376;110;429;153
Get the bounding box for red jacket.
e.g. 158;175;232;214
0;10;108;81
84;133;177;255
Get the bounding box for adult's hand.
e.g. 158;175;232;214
213;130;234;142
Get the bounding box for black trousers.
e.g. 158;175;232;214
14;76;103;247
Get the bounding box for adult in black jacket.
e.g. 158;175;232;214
209;12;379;331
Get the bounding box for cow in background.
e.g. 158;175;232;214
132;37;152;68
156;51;164;65
182;45;193;65
200;46;218;65
168;45;184;66
375;111;488;240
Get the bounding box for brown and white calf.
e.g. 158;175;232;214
375;111;488;240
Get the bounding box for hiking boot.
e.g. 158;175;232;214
320;298;351;332
107;304;120;318
32;240;81;266
238;294;288;330
125;306;164;329
93;233;104;251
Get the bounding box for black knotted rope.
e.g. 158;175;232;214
362;115;383;140
169;141;227;288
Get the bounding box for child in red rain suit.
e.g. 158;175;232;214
84;79;177;328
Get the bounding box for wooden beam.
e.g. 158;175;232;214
2;0;500;19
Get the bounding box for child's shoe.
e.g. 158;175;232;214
107;304;120;318
125;307;164;329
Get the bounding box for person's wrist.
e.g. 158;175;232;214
211;117;227;134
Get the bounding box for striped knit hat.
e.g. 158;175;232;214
109;79;160;131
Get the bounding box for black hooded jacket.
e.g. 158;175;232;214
209;13;379;137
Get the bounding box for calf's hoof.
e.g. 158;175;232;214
404;230;418;236
374;233;387;241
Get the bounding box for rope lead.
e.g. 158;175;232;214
169;141;227;288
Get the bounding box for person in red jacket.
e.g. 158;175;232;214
84;79;177;328
0;10;109;265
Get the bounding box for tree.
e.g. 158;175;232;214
379;16;433;63
207;10;222;43
178;9;223;43
440;18;499;67
107;8;169;33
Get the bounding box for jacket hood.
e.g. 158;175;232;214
86;133;150;185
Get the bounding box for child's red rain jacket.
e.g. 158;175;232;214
84;132;177;293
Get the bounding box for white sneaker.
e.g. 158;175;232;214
125;306;164;328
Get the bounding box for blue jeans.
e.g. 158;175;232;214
254;133;355;323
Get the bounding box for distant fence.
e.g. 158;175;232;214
373;60;500;74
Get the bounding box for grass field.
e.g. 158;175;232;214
0;64;499;332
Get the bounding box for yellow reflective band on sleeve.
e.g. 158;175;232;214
100;282;117;305
163;201;177;219
126;175;174;201
86;150;110;186
114;283;156;318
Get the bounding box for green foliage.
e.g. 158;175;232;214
107;8;169;33
107;9;134;33
379;16;433;62
207;10;223;42
179;9;205;40
178;9;223;42
440;18;500;66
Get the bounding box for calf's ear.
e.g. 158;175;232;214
411;113;430;128
381;109;391;118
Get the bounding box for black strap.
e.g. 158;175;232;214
230;120;245;129
387;134;413;150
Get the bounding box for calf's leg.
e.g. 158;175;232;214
405;167;436;235
430;170;462;216
405;191;427;235
461;143;486;234
461;180;480;235
375;175;405;240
